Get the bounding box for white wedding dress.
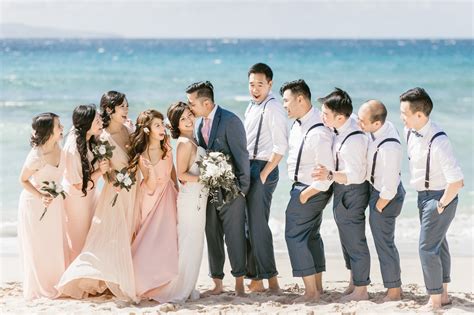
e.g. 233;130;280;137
152;144;208;303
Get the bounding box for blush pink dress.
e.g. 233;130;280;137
131;149;179;300
57;127;140;303
62;132;99;261
17;146;69;300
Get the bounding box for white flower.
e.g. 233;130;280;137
55;184;63;193
209;152;221;159
98;145;106;155
206;164;219;177
123;177;132;186
116;173;125;182
48;182;56;190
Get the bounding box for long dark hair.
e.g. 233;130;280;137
72;104;98;196
128;109;169;174
30;112;59;147
166;101;189;139
100;91;126;128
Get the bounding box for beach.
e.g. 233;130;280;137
1;39;473;313
2;214;473;314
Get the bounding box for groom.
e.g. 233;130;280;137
186;81;251;296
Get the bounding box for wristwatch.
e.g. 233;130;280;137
437;201;446;210
327;170;334;181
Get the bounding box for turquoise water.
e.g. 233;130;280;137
1;39;473;225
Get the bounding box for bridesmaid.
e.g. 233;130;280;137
57;91;139;303
63;104;109;261
147;102;209;303
129;109;179;300
18;112;68;300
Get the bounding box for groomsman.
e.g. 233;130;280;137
399;87;463;309
281;80;334;302
186;81;251;296
244;63;288;293
313;88;370;302
357;100;405;301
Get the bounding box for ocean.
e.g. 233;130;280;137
1;39;473;251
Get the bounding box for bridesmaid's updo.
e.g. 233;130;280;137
166;101;189;139
72;104;98;196
100;91;126;128
30;112;59;147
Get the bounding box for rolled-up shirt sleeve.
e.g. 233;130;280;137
378;146;402;200
340;135;368;184
269;104;289;156
310;130;334;192
434;138;464;184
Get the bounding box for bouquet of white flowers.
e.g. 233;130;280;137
91;139;115;161
39;181;66;221
111;167;136;207
196;151;240;210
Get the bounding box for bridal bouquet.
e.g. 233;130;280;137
196;151;240;210
111;167;136;207
91;139;115;161
39;181;66;221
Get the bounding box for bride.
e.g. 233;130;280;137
148;101;208;303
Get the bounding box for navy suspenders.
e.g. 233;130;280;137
407;130;447;189
370;138;401;184
293;123;324;182
251;97;275;159
425;132;447;189
335;131;365;171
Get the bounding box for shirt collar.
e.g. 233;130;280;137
335;117;352;135
206;105;218;121
372;120;390;140
416;119;432;137
297;106;314;127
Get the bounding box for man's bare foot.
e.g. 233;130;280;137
340;288;369;302
292;292;320;303
441;290;451;306
383;287;401;302
419;300;441;311
202;279;224;296
343;284;355;295
201;287;224;296
247;280;265;293
235;276;248;297
268;276;281;294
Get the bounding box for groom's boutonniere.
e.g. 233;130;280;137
196;151;240;210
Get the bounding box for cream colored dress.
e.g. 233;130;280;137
57;127;140;303
17;147;69;300
62;132;99;261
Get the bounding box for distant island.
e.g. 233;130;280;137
0;23;121;39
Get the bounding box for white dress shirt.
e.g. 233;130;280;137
366;121;402;200
405;120;463;191
244;93;288;160
287;107;334;191
334;117;368;185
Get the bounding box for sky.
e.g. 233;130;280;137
1;0;473;38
